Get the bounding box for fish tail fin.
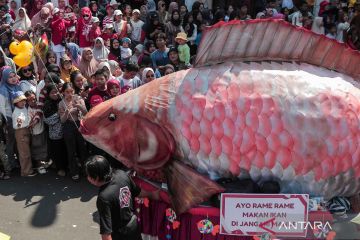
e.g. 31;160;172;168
164;161;224;214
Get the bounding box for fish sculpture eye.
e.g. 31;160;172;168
108;113;116;121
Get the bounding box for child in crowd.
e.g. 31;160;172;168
38;72;63;108
64;6;77;43
120;37;133;64
60;55;79;83
130;9;144;45
101;24;117;46
107;79;121;98
87;17;102;45
175;32;191;66
326;23;337;39
113;10;130;40
25;90;50;174
12;91;37;177
118;62;142;93
102;4;115;28
40;51;57;82
89;95;103;108
130;44;144;65
108;60;123;81
88;69;111;102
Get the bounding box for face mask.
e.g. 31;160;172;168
84;16;90;20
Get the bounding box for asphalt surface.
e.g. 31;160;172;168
0;169;100;240
2;169;360;240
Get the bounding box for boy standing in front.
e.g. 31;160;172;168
25;90;51;174
12;91;37;177
175;32;191;67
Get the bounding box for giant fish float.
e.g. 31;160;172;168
80;19;360;214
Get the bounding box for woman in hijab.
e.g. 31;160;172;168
31;5;52;28
108;38;121;63
89;1;104;19
65;42;81;67
140;5;148;22
147;0;156;12
0;67;21;169
92;37;109;62
78;48;98;83
141;67;155;84
157;0;169;24
165;10;184;45
167;2;179;22
12;8;31;31
98;62;114;80
43;83;68;177
60;55;79;83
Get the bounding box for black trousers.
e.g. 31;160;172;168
49;138;68;171
5;118;17;168
63;121;87;176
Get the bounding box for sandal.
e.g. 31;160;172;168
71;174;80;182
2;173;10;180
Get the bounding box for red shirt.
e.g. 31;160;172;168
51;17;73;45
88;87;111;103
88;27;102;44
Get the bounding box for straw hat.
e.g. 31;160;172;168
175;32;188;42
13;92;27;104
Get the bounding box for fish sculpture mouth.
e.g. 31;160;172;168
79;120;90;136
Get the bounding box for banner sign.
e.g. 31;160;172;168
220;194;309;237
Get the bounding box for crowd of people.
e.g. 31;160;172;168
0;0;359;181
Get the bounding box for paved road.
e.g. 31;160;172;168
2;169;360;240
0;170;100;240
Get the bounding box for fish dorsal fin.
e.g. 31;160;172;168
195;19;360;80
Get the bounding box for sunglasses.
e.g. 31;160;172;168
146;74;155;78
83;14;89;17
22;68;32;73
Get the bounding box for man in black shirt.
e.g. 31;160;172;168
86;155;159;240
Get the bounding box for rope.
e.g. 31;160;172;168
23;31;81;129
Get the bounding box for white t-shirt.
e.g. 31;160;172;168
12;107;30;129
130;19;144;42
120;46;132;59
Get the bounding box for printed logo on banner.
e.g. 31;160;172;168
220;194;309;237
119;186;131;208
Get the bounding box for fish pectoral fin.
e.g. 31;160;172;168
164;161;225;215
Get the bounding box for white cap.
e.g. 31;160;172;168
91;16;100;23
110;0;118;6
68;26;76;32
132;9;140;14
105;23;114;29
114;9;122;16
52;8;60;15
